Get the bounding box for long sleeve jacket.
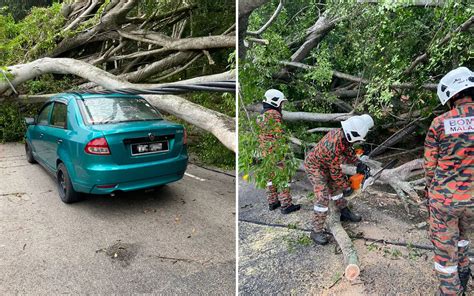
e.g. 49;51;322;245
305;128;359;189
257;109;284;155
424;99;474;205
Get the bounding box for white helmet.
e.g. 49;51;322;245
263;89;287;108
437;67;474;105
341;114;374;143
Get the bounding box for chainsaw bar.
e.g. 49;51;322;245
362;159;398;191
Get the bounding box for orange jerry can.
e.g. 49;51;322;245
349;173;364;190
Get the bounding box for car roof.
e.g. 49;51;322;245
49;93;144;103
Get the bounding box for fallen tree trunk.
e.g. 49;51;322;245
143;95;236;152
0;57;236;152
282;111;352;122
327;202;361;281
245;104;352;122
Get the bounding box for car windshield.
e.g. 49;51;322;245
80;97;162;125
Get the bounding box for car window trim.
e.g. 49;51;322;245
50;101;68;129
36;102;54;126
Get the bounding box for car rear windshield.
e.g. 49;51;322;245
80;97;162;125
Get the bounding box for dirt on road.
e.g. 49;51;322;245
238;171;474;296
0;143;236;295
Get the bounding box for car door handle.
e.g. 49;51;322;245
57;139;63;144
39;133;44;138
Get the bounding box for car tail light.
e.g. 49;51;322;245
183;128;187;145
85;137;111;155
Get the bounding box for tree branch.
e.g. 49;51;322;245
247;0;284;36
118;30;236;50
403;15;474;75
281;61;438;90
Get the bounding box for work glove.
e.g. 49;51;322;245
342;187;354;197
356;162;369;174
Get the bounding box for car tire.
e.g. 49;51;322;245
57;163;82;203
25;142;36;164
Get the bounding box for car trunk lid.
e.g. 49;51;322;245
90;120;184;165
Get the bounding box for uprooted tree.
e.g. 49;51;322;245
0;0;236;160
238;0;472;280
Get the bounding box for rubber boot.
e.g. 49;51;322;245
310;230;329;245
280;204;301;214
268;201;281;211
340;207;362;222
460;267;471;295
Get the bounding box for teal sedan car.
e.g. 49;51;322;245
24;93;188;203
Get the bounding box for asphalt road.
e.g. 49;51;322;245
0;143;236;295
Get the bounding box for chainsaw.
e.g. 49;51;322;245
330;159;398;201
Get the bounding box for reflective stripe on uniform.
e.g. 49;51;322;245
314;205;329;212
434;262;458;274
267;181;273;186
331;193;343;201
458;240;470;247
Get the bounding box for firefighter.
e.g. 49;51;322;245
305;114;373;245
257;89;301;214
424;66;473;295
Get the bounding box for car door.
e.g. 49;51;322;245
30;102;53;164
42;101;69;171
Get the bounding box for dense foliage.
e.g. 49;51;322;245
0;0;52;20
239;0;473;187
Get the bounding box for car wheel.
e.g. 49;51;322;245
25;142;36;164
57;163;82;203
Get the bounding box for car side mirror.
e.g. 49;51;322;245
25;117;35;125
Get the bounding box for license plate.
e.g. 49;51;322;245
131;141;168;155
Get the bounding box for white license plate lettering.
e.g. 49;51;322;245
150;143;163;151
133;142;166;155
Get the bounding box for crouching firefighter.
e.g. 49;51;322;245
257;89;301;214
425;66;474;296
304;114;374;245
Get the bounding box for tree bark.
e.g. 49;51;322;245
290;12;337;64
327;202;360;281
118;31;236;50
245;104;352;122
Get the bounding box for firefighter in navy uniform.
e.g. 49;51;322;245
304;114;374;245
257;89;301;214
424;67;474;295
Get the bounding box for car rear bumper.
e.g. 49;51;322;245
72;153;188;194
